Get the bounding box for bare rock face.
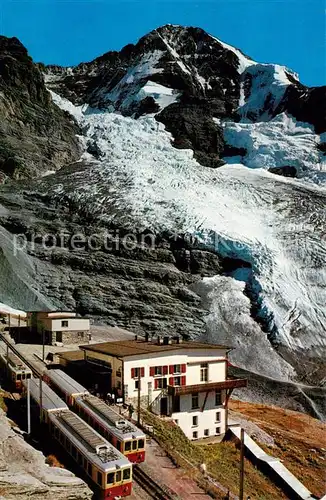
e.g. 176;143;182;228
0;36;81;180
0;409;92;499
0;179;222;338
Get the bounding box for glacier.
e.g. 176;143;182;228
46;91;326;383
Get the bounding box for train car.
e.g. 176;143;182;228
23;377;68;422
0;344;32;390
23;378;133;499
45;369;146;463
76;395;146;463
43;368;89;405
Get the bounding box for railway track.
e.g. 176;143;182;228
0;333;42;378
133;465;176;500
0;334;176;499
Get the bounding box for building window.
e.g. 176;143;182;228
174;376;181;386
131;367;145;378
192;415;198;427
61;320;68;327
174;364;181;374
155;366;163;376
215;390;222;406
204;429;209;437
216;427;221;435
56;331;63;342
191;393;199;409
157;378;167;389
124;384;128;398
193;431;198;439
215;412;221;423
135;379;141;390
200;363;208;382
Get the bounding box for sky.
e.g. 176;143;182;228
0;0;325;87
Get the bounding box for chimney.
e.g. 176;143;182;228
145;332;149;342
157;336;161;345
163;336;169;345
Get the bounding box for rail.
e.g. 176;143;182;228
133;465;176;500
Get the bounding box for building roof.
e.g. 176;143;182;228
79;339;233;358
26;310;76;314
58;350;85;362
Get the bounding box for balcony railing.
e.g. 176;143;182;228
167;378;247;396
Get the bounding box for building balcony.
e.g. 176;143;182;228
167;378;247;397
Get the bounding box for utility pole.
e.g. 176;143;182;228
239;427;245;500
27;377;31;435
137;370;141;426
6;342;9;378
39;376;43;423
42;327;45;361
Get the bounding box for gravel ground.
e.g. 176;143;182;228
228;409;275;447
142;439;211;499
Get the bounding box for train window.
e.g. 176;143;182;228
123;468;130;481
138;439;145;449
107;472;114;484
116;440;121;451
22;374;25;380
71;445;77;459
97;472;102;486
87;463;92;476
78;453;83;466
116;471;121;483
27;373;31;379
132;440;137;450
17;374;21;380
124;441;131;452
54;428;59;439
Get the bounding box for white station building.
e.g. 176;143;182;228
79;336;247;440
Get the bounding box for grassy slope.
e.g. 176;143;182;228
142;409;287;499
229;400;326;498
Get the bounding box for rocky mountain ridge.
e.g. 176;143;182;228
0;36;81;180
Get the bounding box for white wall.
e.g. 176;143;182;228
43;317;90;332
186;360;226;385
171;390;226;439
123;348;227;403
